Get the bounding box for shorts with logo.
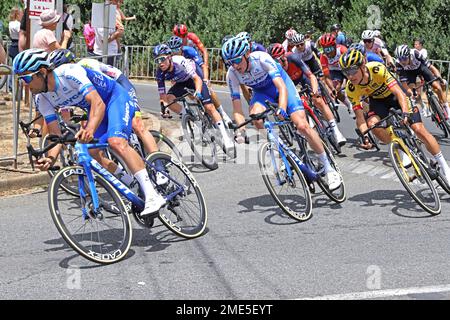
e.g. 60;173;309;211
250;63;304;115
367;94;422;124
94;86;136;143
167;78;212;105
400;64;435;85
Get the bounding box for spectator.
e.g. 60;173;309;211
117;0;136;22
93;0;124;65
414;38;428;59
61;4;74;50
32;9;71;53
19;0;27;51
83;19;95;55
8;7;21;58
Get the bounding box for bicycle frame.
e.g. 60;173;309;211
264;119;319;184
74;142;184;219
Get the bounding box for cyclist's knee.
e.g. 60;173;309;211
108;137;129;155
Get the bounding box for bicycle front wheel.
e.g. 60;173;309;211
429;94;450;138
389;142;441;215
258;142;312;221
182;113;218;170
48;166;133;264
146;152;208;238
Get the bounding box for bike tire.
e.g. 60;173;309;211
41;134;79;196
428;94;449;138
388;142;441;215
48;166;133;264
150;130;183;160
279;123;295;147
146;152;208;238
258;142;312;221
181;113;218;170
320;81;340;123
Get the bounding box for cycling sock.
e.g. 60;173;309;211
217;105;225;115
114;166;134;186
434;152;450;174
318;151;333;173
134;168;159;201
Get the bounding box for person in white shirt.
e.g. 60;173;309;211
8;7;22;60
413;38;428;59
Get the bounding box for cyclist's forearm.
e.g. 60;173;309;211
201;64;209;81
46;121;63;162
86;102;106;133
232;99;245;126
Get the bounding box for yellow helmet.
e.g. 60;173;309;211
339;49;364;69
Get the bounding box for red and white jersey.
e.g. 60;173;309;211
360;37;385;57
282;39;295;53
320;45;347;73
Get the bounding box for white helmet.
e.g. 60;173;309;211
395;44;411;60
361;30;374;40
373;30;381;38
290;33;305;45
285;28;298;40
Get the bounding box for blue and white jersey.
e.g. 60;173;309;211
182;46;204;67
156;55;197;94
35;63;116;123
292;40;320;61
226;51;283;100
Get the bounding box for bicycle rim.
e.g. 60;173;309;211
182;113;218;170
150;130;183;160
48;166;132;264
429;95;449;138
146;152;208;238
258;142;312;221
389;142;441;215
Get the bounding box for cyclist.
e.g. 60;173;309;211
340;49;450;184
394;44;450;119
172;24;209;80
154;44;234;152
347;43;384;148
14;49;166;216
282;28;298;53
319;33;355;119
268;43;347;146
360;30;394;68
167;36;233;126
290;33;323;76
236;32;266;52
223;36;342;190
48;49;162;159
330;23;347;47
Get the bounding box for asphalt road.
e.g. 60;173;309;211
1;82;450;301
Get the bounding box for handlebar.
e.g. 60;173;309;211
228;100;282;130
357;109;404;137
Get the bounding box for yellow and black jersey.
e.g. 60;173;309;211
345;62;398;108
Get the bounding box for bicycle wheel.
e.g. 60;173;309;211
48;166;133;264
145;152;208;238
389;142;441;215
181;113;218;170
279;123;295;147
428;94;450;138
320;81;340;123
41;134;79;196
258;142;312;221
150;130;183;160
307;112;338;155
304;139;346;203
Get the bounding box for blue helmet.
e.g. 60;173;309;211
13;49;51;74
221;35;234;46
166;36;183;52
48;49;76;68
152;44;172;58
221;37;250;61
348;42;366;55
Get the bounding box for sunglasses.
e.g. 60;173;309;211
154;56;169;64
323;46;335;54
296;43;305;47
342;66;361;77
18;70;40;84
399;56;409;62
225;56;244;67
363;39;374;43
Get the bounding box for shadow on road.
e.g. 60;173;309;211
348;189;439;218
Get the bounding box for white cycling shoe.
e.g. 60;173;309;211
334;130;347;147
141;193;166;216
325;170;342;191
156;171;169;185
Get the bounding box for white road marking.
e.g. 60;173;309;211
298;284;450;300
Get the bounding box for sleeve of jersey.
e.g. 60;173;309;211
261;56;282;79
415;50;431;68
66;66;96;98
188;33;204;49
155;70;166;95
320;55;330;76
35;95;57;124
381;64;398;88
226;70;241;101
188;48;204;66
292;54;312;76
